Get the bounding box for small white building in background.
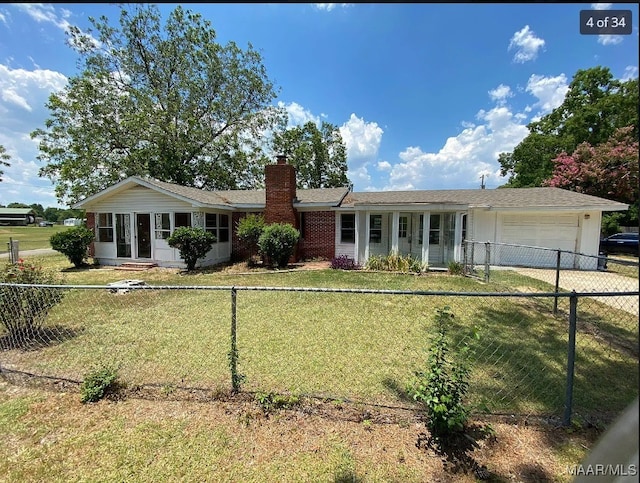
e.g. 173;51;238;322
63;218;84;226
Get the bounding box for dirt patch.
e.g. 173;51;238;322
0;374;604;482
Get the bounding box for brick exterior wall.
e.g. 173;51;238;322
298;211;335;260
264;157;298;228
85;212;96;257
231;157;336;263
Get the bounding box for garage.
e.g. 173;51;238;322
499;213;580;267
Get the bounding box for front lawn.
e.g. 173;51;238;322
1;253;637;420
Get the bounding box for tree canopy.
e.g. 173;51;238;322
0;145;10;182
272;121;350;189
33;4;285;204
499;66;638;188
544;126;638;205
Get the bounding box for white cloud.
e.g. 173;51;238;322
278;101;320;127
339;113;383;161
381;106;529;191
13;3;100;49
488;84;513;104
508;25;545;63
591;3;612;10
0;64;68;207
0;64;67;116
2;88;31;111
598;35;623;46
525;73;569;114
0;10;8;26
621;65;639;81
314;4;350;12
377;161;391;171
14;3;70;31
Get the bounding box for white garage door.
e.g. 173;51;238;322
500;214;579;267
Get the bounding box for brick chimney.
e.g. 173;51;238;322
264;154;298;228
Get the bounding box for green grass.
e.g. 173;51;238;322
1;253;637;419
0;225;69;253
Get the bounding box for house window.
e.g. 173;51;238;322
418;215;424;245
399;216;408;238
429;214;440;244
155;213;171;239
204;213;230;243
174;212;191;228
340;213;355;243
97;213;113;242
205;213;218;243
219;214;229;243
369;214;382;244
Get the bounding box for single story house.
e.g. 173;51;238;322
0;208;37;226
73;155;629;270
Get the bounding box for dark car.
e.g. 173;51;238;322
599;233;639;256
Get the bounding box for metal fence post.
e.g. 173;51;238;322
230;286;240;393
553;250;561;315
463;241;468;275
563;291;578;426
484;242;491;283
8;237;19;264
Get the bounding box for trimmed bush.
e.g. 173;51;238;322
0;259;64;345
167;226;216;271
50;225;95;267
258;223;300;268
236;213;265;261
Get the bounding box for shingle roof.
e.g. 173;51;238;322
77;175;627;212
141;177;349;207
341;187;627;210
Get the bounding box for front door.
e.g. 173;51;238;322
136;213;151;259
397;213;412;256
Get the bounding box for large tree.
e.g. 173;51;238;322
272;121;350;189
33;4;285;204
0;145;10;182
544;126;638;205
499;66;638;188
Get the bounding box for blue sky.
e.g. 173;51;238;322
0;3;638;208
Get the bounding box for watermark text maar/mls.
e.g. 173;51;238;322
567;464;637;477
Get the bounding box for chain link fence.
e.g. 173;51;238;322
463;240;638;316
1;281;637;425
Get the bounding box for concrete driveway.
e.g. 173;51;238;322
513;267;639;316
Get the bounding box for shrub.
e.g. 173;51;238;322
167;226;216;270
447;261;464;275
0;259;64;345
408;306;472;437
258;223;300;268
50;226;95;267
365;252;425;273
236;213;265;258
330;254;360;270
80;364;119;403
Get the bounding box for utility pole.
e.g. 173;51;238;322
480;174;486;189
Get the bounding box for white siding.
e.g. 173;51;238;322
334;212;356;260
90;186;231;268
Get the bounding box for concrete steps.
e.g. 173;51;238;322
114;262;158;271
